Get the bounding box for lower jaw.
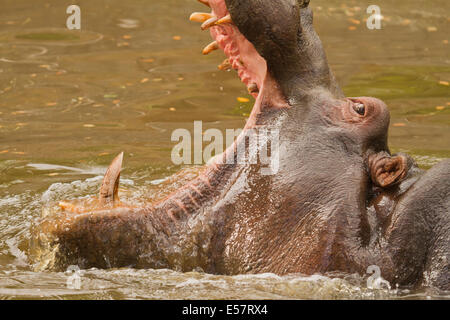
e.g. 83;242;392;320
34;1;295;266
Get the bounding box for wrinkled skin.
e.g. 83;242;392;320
32;0;449;291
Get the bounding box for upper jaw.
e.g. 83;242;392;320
191;0;267;98
194;0;343;105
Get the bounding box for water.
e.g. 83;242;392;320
0;0;449;299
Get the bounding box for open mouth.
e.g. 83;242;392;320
190;0;267;99
36;0;294;225
49;0;285;217
39;0;273;220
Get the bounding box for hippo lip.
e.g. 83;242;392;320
192;0;268;99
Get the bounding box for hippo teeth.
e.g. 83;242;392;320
201;16;219;30
202;40;219;55
190;1;266;100
99;152;124;206
247;83;259;94
190;13;232;29
218;58;231;71
215;14;232;26
189;12;214;23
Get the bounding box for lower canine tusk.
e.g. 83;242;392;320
99;152;123;206
202;41;219;55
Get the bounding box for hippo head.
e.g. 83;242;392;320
186;0;421;276
32;0;433;284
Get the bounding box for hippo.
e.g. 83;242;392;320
33;0;449;291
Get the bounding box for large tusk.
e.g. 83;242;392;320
215;14;232;26
189;12;214;23
202;41;219;55
201;16;219;30
99;152;123;206
197;0;211;7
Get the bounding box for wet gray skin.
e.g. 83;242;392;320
31;0;449;291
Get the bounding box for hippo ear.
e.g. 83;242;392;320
99;152;123;206
369;153;408;188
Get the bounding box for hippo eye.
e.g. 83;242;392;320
353;103;366;116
